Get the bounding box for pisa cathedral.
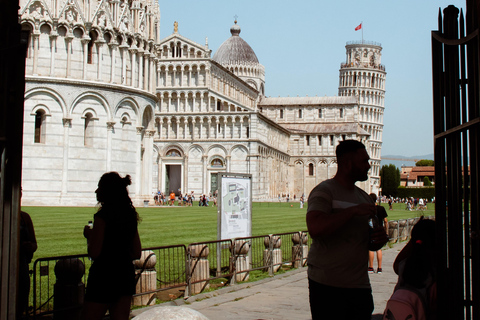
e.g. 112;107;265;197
18;0;386;206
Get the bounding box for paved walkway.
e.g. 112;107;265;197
131;242;406;320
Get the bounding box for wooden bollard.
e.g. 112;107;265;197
188;244;210;294
54;258;85;320
134;250;157;306
234;241;250;282
292;232;308;268
264;235;282;272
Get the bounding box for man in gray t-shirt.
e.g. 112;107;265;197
306;140;384;320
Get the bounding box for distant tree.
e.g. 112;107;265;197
380;164;401;197
423;176;433;186
415;159;435;166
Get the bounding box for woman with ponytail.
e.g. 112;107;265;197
82;172;142;320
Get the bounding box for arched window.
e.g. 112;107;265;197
211;158;224;167
308;163;314;176
298;109;302;118
84;113;94;146
318;108;322;118
34;109;46;143
280;109;284;119
166;149;181;157
340;108;344;118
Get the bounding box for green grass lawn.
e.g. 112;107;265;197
23;201;435;260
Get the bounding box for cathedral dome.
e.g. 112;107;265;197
213;21;259;65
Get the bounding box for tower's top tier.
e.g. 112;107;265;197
341;41;385;72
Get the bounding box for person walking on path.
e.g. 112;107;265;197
368;193;388;274
82;172;142;320
306;140;388;320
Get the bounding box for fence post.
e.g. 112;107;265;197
133;250;157;306
233;240;250;282
53;258;85;320
187;245;210;295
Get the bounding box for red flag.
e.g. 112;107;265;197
355;23;362;31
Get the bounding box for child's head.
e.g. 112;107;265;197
403;217;436;288
411;217;436;246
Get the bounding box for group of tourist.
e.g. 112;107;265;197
153;191;217;207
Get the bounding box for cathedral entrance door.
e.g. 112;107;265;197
210;173;218;195
165;165;181;196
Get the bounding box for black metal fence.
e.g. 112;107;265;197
29;220;425;319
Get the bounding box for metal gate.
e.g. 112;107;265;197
432;3;480;319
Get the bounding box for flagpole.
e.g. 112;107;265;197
361;21;363;43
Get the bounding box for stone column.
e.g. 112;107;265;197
65;34;74;78
202;155;208;194
32;32;40;75
49;33;58;77
183;155;188;194
138;50;144;89
81;38;90;80
239;119;243;139
142;130;155;197
166;119;171;139
120;44;128;85
109;43;118;83
61;118;72;196
144;53;150;91
106;122;115;172
96;40;105;81
130;48;138;87
226;155;231;172
135;126;144;195
206;118;211;139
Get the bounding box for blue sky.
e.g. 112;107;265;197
159;0;465;157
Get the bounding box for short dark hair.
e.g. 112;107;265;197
336;140;366;160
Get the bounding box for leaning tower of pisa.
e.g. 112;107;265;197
338;41;386;194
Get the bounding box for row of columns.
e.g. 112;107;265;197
155;116;251;140
340;70;385;90
361;124;383;143
29;31;156;91
158;94;246;114
360;106;384;123
157;66;206;88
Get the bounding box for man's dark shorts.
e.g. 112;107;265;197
308;278;374;320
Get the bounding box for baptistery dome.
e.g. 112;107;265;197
213;21;259;65
213;20;265;95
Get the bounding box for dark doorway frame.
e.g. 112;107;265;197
432;3;480;319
